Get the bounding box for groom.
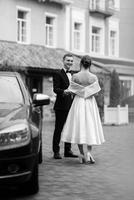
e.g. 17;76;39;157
52;53;78;159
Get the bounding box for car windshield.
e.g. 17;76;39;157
0;76;24;103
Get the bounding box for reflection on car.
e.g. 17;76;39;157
0;71;50;194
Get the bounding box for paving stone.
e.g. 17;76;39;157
1;122;134;200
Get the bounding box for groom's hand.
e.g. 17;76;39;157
63;89;72;96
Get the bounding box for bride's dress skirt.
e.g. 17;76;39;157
61;96;105;145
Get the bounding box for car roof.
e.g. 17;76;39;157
0;71;19;77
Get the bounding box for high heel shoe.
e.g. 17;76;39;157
78;154;86;164
86;152;95;164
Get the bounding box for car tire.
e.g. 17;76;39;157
21;158;39;195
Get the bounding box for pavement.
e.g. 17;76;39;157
1;121;134;200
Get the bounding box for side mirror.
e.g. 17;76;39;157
33;93;50;106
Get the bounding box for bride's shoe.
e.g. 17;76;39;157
78;154;86;164
86;152;95;164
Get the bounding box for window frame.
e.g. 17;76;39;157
16;6;31;44
89;16;105;56
119;76;134;97
45;13;57;48
0;76;24;104
108;18;119;57
73;21;82;51
91;25;102;54
109;30;117;56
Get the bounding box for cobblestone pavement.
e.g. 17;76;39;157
1;122;134;200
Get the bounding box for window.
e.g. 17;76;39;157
45;15;56;47
90;17;105;55
71;9;85;53
109;30;117;56
120;80;132;99
0;76;23;103
90;0;96;9
108;0;115;9
91;26;101;53
120;76;134;99
73;22;82;50
108;19;119;57
17;9;30;44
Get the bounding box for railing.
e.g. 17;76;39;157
90;0;105;11
108;0;115;9
104;105;129;125
89;0;116;17
128;107;134;123
106;0;116;13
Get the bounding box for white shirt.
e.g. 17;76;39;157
63;68;72;82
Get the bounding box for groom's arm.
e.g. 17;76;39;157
53;72;71;96
53;73;64;95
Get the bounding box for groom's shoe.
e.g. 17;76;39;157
53;153;62;159
64;151;78;158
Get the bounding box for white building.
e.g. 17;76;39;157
0;0;134;118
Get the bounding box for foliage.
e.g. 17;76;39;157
121;95;134;107
109;70;121;107
95;74;105;121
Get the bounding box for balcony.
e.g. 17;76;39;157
89;0;116;18
106;0;117;15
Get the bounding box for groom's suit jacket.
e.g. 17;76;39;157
53;69;73;111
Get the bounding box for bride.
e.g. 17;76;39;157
61;55;105;164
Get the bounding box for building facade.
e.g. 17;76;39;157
0;0;120;57
0;0;134;119
119;0;134;60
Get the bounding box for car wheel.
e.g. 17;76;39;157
21;159;39;195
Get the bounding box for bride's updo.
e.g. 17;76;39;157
80;55;92;69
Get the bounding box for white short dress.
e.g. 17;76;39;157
61;71;105;145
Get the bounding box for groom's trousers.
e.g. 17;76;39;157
52;109;71;154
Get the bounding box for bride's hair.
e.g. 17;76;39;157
80;55;92;69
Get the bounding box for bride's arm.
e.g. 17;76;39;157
68;77;85;97
84;80;101;99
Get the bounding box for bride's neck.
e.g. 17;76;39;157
80;68;89;72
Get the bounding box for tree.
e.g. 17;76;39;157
95;74;104;122
110;70;121;107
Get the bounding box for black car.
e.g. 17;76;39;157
0;71;50;194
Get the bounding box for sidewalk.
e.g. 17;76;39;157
39;121;134;200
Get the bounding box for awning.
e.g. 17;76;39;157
92;56;134;76
38;0;73;5
0;40;80;71
49;0;73;4
0;40;110;74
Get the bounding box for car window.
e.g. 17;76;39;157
0;76;24;103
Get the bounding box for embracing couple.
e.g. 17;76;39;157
52;54;105;164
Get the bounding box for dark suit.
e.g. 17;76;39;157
52;69;73;154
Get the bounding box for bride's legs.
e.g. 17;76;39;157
87;145;95;164
78;144;85;163
78;144;84;155
87;145;92;152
